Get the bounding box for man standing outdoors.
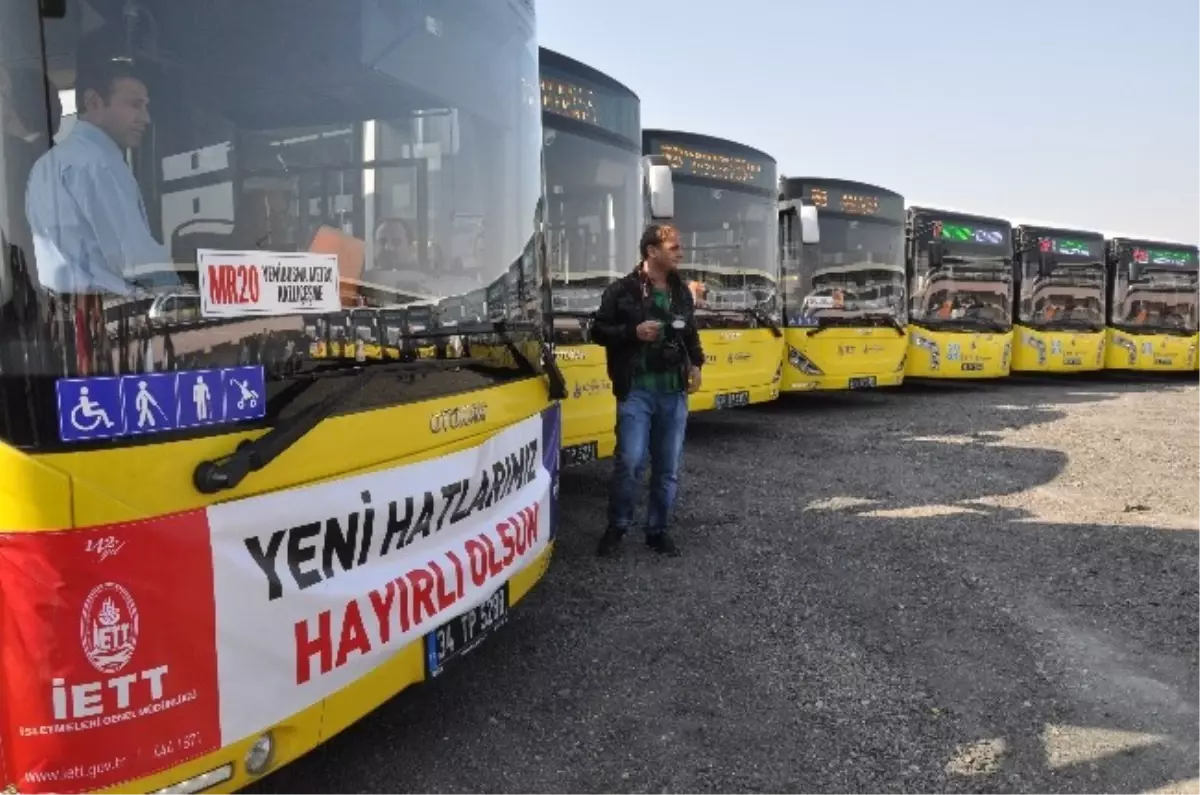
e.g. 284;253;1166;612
591;223;704;557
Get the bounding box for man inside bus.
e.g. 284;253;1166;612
25;55;171;296
592;223;704;558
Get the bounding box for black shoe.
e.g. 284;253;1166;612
596;527;625;557
645;531;680;556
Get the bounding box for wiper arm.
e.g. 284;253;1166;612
194;322;565;495
194;361;392;494
745;307;782;337
861;313;908;335
453;319;567;400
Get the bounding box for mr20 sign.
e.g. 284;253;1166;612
198;250;340;318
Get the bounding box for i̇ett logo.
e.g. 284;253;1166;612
80;582;140;674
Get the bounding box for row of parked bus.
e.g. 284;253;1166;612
0;2;1193;794
542;48;1199;465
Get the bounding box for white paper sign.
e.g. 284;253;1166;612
198;249;341;318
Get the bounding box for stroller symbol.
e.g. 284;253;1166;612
232;378;260;410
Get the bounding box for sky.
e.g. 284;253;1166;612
538;0;1200;244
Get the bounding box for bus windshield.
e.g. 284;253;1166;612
910;255;1013;332
0;0;543;449
1113;269;1199;333
673;183;777;315
784;215;904;326
1017;261;1105;331
543;127;639;313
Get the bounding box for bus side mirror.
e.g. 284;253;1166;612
928;240;945;268
38;0;66;18
1129;262;1143;282
646;164;674;220
799;204;820;245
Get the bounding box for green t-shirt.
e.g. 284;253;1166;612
632;286;685;393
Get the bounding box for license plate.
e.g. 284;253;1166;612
562;441;598;466
714;390;750;409
424;582;509;678
1063;356;1081;366
961;362;984;372
848;376;876;389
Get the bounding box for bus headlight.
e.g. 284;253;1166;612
245;731;275;776
787;345;822;375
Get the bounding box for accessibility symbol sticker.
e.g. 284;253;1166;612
55;365;268;443
221;366;267;423
177;369;224;429
56;378;124;443
121;373;177;435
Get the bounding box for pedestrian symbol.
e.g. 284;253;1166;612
222;365;267;423
177;369;224;428
120;372;178;436
56;377;124;442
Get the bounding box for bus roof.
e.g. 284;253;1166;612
908;199;1197;247
538;47;639;102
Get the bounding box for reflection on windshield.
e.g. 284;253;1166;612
782;216;904;326
0;0;543;449
672;183;776;315
543;127;639;315
1113;270;1199;332
1017;262;1105;329
909;255;1013;329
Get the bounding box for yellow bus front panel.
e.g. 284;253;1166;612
1105;329;1199;372
3;379;557;795
556;344;616;465
688;329;783;412
905;328;1013;379
781;327;907;391
1011;326;1106;373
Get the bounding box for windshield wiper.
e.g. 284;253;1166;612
193;320;564;494
860;313;907;335
1113;321;1198;336
806;314;904;337
1032;318;1105;333
917;317;1011;334
697;307;782;337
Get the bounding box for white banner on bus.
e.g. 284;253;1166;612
206;412;551;743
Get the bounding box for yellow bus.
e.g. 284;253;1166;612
904;207;1015;379
778;178;908;391
0;1;563;792
1009;225;1108;373
540;47;665;466
1104;238;1199;371
642;129;782;411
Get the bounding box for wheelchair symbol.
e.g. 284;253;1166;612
70;387;116;432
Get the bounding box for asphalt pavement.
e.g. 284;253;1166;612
249;372;1199;794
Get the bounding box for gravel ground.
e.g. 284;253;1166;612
250;372;1199;794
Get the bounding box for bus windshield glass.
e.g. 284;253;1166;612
1016;232;1105;331
784;215;904;326
672;184;777;316
1112;244;1199;333
909;217;1013;331
0;0;542;449
540;65;639;317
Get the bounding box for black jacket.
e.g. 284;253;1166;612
590;265;704;400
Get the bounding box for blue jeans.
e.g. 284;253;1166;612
607;387;689;536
